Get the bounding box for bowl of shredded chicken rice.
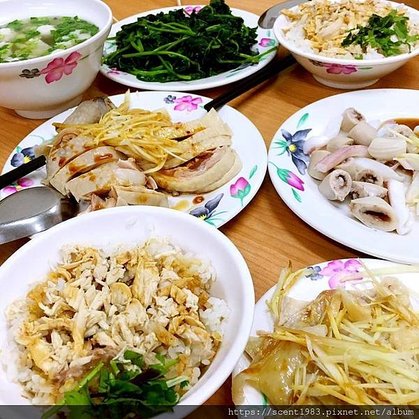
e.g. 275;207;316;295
0;206;254;416
274;0;419;89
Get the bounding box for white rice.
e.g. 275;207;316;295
3;237;229;404
280;0;419;59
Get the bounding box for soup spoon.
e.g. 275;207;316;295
0;186;79;244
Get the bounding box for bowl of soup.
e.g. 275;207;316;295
0;0;112;119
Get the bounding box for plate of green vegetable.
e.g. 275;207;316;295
100;0;278;91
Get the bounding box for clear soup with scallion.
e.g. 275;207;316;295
0;16;99;63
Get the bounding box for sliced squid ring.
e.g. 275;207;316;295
349;196;398;232
318;169;352;201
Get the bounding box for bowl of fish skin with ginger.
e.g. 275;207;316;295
0;206;255;418
233;258;419;407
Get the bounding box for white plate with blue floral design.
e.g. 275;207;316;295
99;6;277;91
0;91;267;228
233;257;419;407
268;88;419;264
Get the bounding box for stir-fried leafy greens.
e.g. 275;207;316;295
342;10;419;57
42;350;188;419
104;0;273;82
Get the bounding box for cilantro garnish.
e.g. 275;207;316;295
342;10;419;57
42;351;189;419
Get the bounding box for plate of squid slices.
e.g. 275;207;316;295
268;88;419;264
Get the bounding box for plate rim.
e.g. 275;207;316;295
267;88;419;265
99;5;277;91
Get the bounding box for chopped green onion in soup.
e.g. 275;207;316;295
0;16;99;63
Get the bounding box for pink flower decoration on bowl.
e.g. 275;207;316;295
258;38;276;47
40;51;82;84
2;177;34;195
324;63;358;74
320;259;363;289
174;96;203;112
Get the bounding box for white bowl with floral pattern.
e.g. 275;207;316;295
0;0;112;119
0;205;255;411
273;0;419;89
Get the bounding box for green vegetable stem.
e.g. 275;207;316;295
104;0;266;82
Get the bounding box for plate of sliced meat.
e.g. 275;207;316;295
0;91;267;228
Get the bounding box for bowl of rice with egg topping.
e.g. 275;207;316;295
0;206;254;417
273;0;419;89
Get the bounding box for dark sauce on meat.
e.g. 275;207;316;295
394;118;419;130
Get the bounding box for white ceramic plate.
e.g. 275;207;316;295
0;91;267;228
267;88;419;264
233;257;419;406
99;6;277;91
0;206;255;409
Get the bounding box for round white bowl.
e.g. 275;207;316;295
273;1;419;89
0;0;112;119
0;206;255;414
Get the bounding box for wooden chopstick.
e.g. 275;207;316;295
0;155;46;190
0;56;295;190
204;55;296;112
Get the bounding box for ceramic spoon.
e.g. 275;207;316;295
0;186;79;244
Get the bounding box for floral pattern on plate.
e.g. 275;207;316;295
1;146;36;195
273;128;310;175
189;193;226;226
188;165;260;225
163;94;204;112
230;165;258;206
305;259;363;289
269;112;311;203
269;163;305;202
1;138;48;196
184;5;202;14
258;37;276;47
10;146;35;167
2;178;34;196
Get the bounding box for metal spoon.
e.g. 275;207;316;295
258;0;307;29
0;186;79;244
